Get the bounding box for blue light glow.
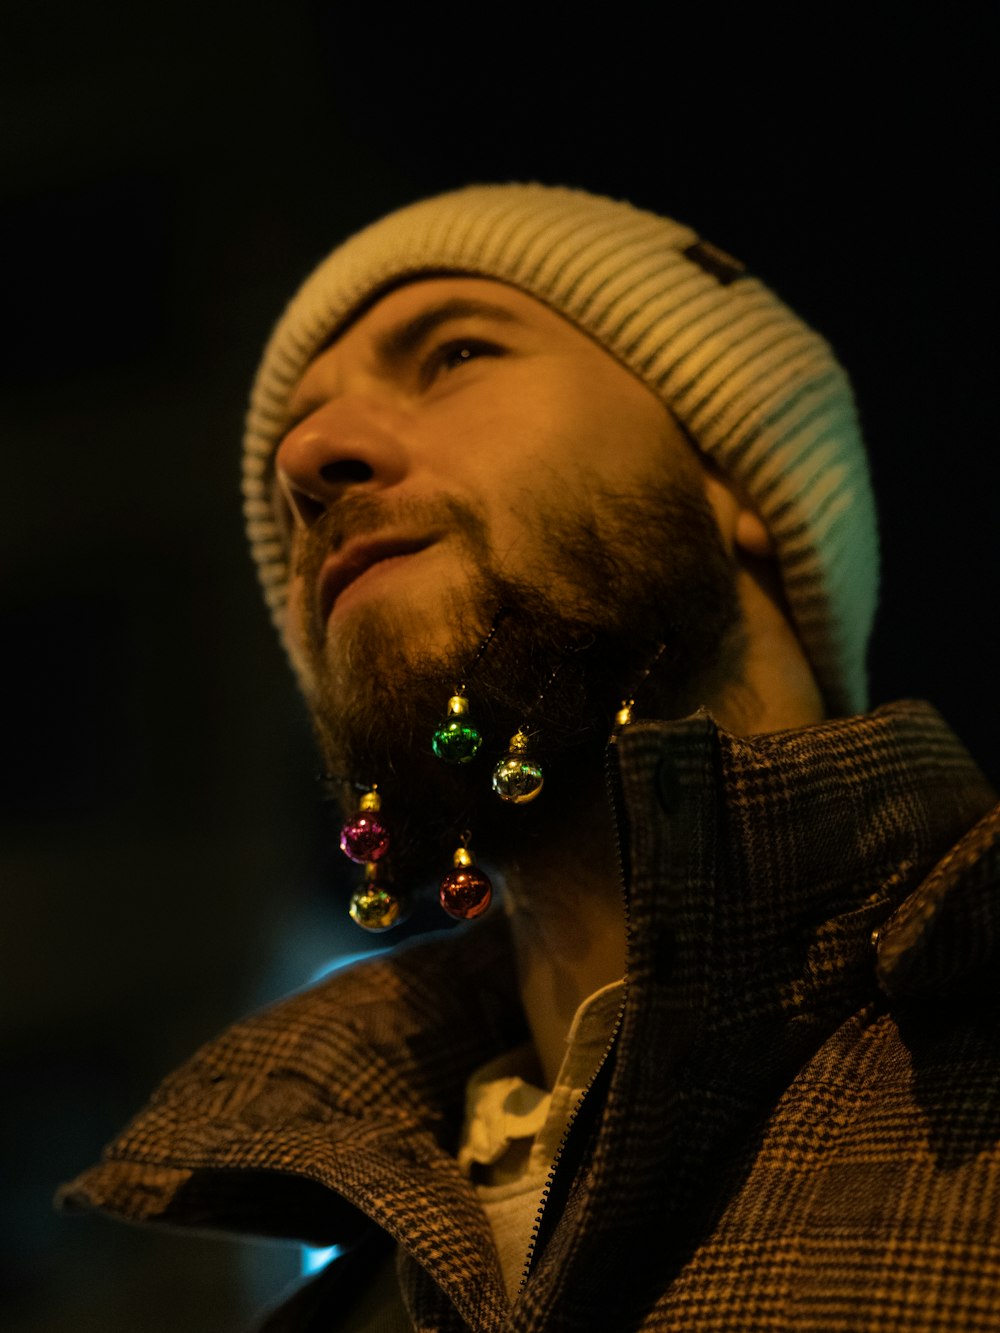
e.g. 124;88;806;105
302;1243;344;1275
310;949;389;982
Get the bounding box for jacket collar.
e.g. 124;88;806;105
610;700;997;1041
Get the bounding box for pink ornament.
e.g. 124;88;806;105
340;808;390;863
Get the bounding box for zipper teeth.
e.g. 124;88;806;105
515;1005;626;1295
516;737;632;1296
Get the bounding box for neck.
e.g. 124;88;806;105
706;560;825;734
494;779;627;1090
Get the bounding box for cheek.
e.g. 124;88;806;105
542;373;671;484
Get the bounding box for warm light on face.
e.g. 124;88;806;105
271;276;717;669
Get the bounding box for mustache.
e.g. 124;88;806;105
293;493;492;628
294;493;490;569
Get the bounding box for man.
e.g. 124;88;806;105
59;185;1000;1331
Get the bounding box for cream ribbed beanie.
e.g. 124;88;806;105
243;183;878;717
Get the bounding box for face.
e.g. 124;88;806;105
276;277;728;676
271;276;744;879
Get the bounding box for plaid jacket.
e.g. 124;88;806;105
59;702;1000;1331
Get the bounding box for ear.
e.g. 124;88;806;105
734;507;774;559
701;466;775;559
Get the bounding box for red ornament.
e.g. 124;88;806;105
440;847;492;920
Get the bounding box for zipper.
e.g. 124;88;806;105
515;731;633;1295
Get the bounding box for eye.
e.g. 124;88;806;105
423;337;503;385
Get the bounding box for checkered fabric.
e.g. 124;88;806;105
59;702;1000;1332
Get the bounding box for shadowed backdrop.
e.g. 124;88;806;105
2;5;996;1329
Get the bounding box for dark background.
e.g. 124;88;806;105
3;5;997;1329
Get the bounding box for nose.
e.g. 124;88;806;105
273;398;409;530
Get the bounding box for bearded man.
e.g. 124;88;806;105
59;185;1000;1332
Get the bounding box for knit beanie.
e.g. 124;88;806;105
243;183;878;717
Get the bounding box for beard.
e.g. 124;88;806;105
291;461;745;898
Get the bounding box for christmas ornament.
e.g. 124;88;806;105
339;786;390;863
439;837;493;920
349;861;404;932
431;691;483;764
492;729;545;804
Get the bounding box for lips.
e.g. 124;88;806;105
317;534;438;623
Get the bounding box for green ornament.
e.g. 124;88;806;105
432;693;483;764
